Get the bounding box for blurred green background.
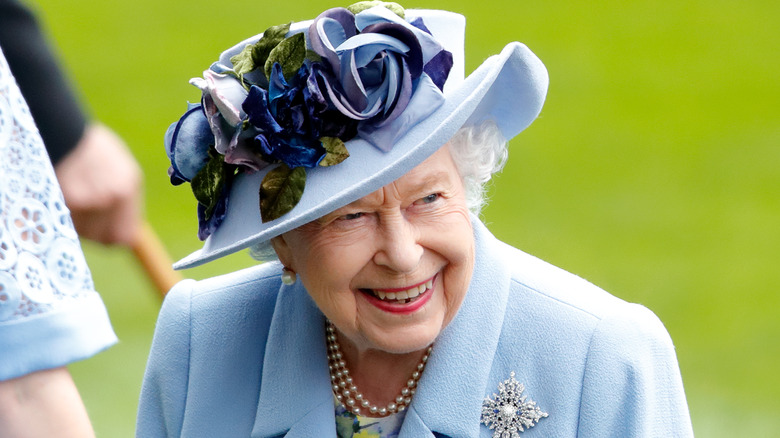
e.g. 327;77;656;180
26;0;778;435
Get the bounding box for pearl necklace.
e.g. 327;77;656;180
326;321;432;417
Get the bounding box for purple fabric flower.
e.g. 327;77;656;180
307;6;452;150
190;70;247;130
224;125;271;172
188;69;270;172
243;62;357;168
309;7;420;124
197;184;229;241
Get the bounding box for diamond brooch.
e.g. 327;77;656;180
481;372;548;437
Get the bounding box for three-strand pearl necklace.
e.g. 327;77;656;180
326;321;432;417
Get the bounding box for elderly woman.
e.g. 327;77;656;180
137;3;693;437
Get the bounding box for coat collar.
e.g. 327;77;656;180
251;217;509;437
251;282;335;438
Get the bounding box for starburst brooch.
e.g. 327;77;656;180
481;372;548;437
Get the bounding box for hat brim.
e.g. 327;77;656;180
174;42;548;269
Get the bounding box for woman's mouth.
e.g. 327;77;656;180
359;275;436;313
367;278;433;303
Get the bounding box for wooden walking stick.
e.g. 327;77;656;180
131;221;182;298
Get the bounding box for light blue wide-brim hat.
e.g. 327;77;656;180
174;8;548;269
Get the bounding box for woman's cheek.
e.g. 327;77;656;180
424;210;473;251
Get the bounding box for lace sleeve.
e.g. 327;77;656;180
0;47;116;381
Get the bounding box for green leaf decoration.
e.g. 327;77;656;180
230;22;292;82
264;32;306;81
305;49;323;63
230;44;258;84
259;164;306;222
347;1;405;19
191;151;232;220
318;137;350;167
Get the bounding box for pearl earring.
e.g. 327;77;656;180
281;267;297;285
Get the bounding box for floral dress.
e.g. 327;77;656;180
334;398;406;438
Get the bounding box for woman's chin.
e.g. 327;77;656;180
355;320;442;355
370;336;436;356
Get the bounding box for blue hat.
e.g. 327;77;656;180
166;4;548;269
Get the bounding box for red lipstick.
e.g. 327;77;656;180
361;275;436;315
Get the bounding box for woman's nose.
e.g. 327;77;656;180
372;215;423;273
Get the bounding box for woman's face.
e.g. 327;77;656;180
273;146;475;354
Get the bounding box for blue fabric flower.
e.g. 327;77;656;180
308;7;420;123
307;6;452;150
243;63;357;168
164;103;213;185
196;184;229;241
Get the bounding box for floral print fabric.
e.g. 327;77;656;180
335;397;406;438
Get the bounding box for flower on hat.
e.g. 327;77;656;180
165;1;452;239
165;103;212;185
242;62;358;168
308;4;452;150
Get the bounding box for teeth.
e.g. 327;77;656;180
371;279;432;302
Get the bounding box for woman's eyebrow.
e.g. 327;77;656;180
317;198;378;223
403;171;453;195
320;170;453;222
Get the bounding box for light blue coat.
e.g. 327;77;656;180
137;219;693;437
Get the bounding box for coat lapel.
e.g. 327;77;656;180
251;280;336;438
408;218;511;437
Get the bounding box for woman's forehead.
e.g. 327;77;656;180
352;147;458;205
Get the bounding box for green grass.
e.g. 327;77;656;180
31;0;780;435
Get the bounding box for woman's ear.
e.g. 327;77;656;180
271;235;293;268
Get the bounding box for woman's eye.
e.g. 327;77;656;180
342;212;364;221
414;193;440;205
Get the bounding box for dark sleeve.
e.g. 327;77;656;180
0;0;87;165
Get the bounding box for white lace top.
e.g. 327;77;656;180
0;47;116;381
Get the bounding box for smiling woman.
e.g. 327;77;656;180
272;146;474;360
137;2;693;437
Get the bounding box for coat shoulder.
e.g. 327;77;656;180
492;238;676;359
493;238;641;322
138;262;285;437
164;261;283;321
482;239;690;436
